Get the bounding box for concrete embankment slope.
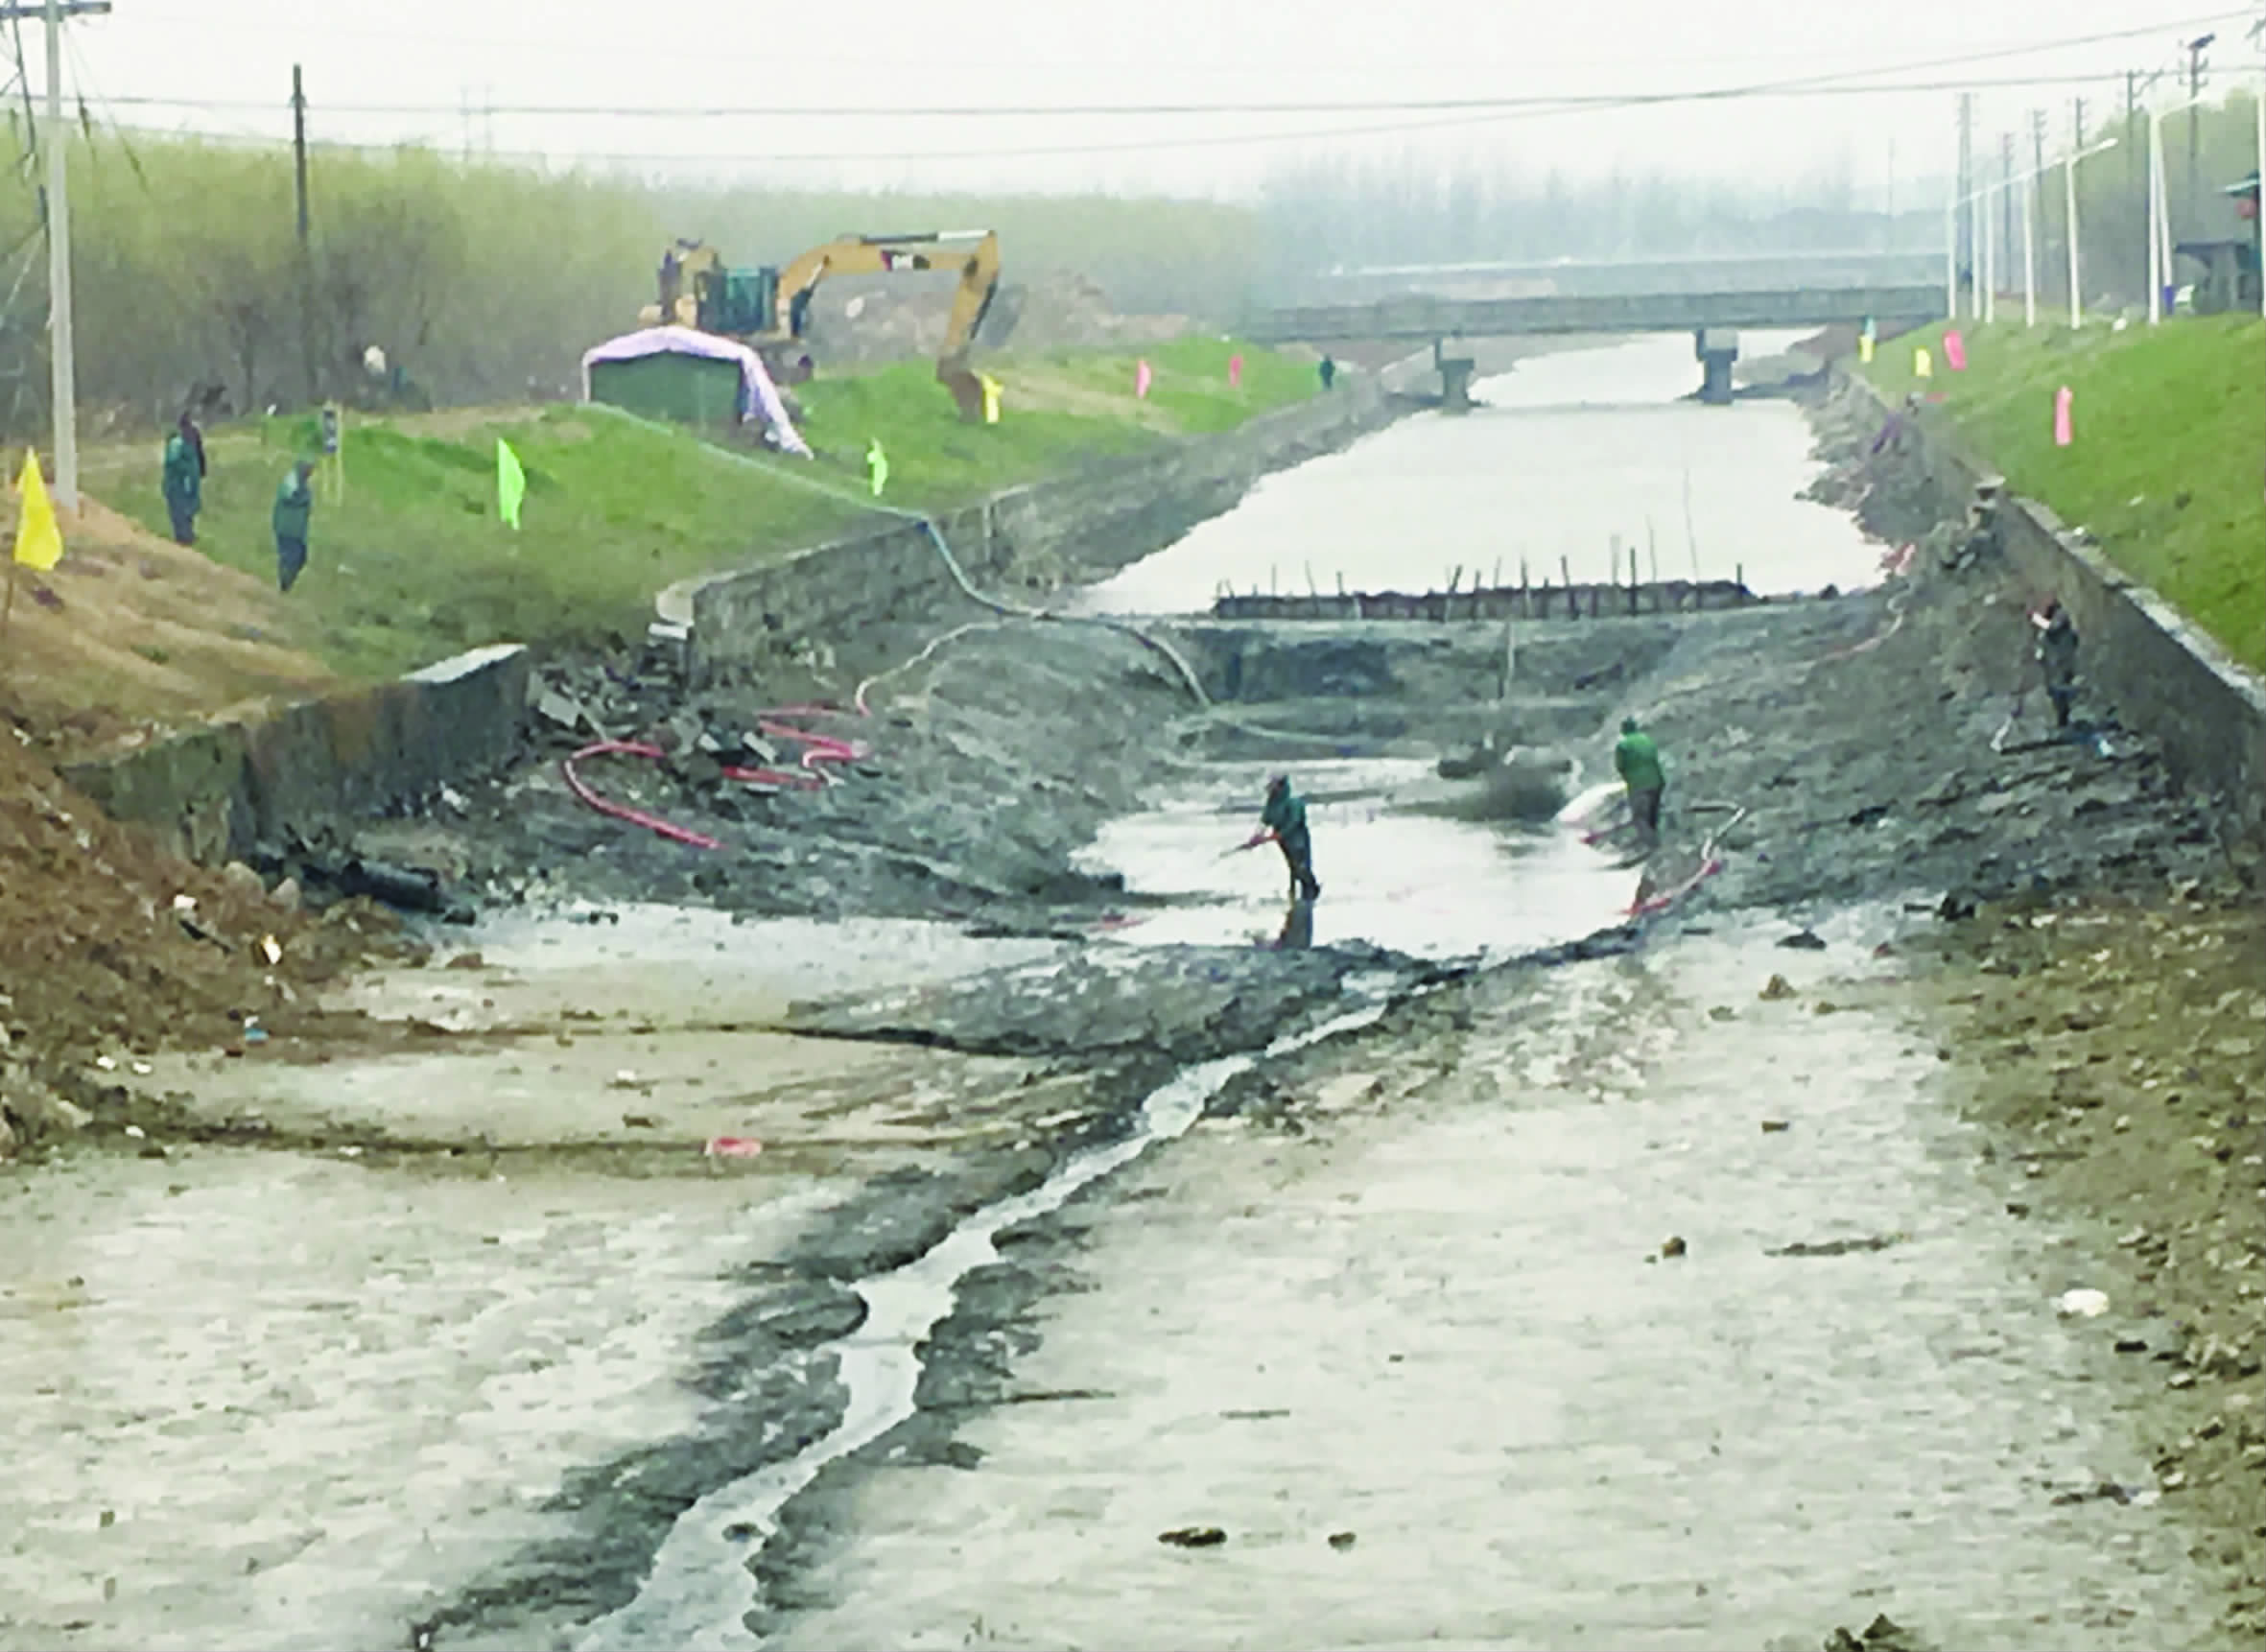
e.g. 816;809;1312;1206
65;357;1426;864
1836;365;2266;849
667;357;1422;681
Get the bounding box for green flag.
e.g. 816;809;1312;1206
497;437;527;530
865;437;888;498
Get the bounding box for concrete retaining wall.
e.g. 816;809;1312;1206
674;361;1422;679
67;361;1425;861
64;644;531;864
1844;367;2266;842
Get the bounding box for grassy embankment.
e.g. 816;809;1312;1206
77;338;1317;680
1862;315;2265;674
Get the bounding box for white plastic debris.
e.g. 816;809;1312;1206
2056;1287;2111;1319
259;935;283;966
123;1124;146;1141
93;1055;116;1072
171;893;197;912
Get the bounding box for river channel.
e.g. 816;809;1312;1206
0;336;2227;1652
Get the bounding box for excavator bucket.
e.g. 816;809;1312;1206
937;352;986;425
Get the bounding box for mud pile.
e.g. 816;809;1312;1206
801;270;1188;366
0;738;409;1149
369;620;1210;932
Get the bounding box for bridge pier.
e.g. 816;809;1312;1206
1693;327;1739;406
1433;339;1476;413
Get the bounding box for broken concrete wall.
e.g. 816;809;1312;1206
65;644;531;864
678;364;1419;680
1842;366;2266;843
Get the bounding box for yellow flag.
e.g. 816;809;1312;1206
12;450;61;572
980;373;1003;426
1914;347;1933;380
1857;333;1876;365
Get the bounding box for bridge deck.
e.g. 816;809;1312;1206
1249;284;1942;344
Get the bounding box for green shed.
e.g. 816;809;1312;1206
586;350;744;428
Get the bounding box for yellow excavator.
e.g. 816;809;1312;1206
641;230;1002;423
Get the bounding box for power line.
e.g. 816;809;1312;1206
84;68;2189;121
68;10;2259;123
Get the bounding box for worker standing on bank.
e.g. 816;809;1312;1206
1245;774;1322;902
271;460;316;593
1614;716;1666;847
2033;600;2081;729
160;413;204;546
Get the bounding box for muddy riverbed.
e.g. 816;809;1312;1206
5;339;2260;1651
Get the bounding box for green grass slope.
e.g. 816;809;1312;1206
1865;316;2265;673
82;340;1320;679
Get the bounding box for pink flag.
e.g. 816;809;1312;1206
1942;330;1968;371
1135;359;1153;399
1228;353;1244;389
2053;385;2073;447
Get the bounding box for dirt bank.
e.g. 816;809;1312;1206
1636;373;2233;926
1912;889;2266;1640
0;734;422;1158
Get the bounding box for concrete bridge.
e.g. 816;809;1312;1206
1251;280;1944;407
1304;249;1943;303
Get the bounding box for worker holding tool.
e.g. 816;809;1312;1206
271;460;317;593
1613;716;1666;848
1244;774;1321;902
2033;600;2080;730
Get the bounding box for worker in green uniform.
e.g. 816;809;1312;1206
271;460;316;593
1613;716;1666;846
1245;774;1322;902
160;413;205;546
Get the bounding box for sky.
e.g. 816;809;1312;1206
31;0;2266;199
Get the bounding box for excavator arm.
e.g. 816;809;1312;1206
772;231;1001;421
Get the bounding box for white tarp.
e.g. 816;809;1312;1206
579;324;812;458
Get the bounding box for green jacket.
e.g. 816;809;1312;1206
1261;787;1308;837
1614;729;1664;791
272;471;314;541
161;434;201;506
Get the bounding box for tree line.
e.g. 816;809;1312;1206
0;94;2253;441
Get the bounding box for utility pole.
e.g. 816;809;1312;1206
2001;130;2018;277
2187;34;2215;232
2068;99;2087;324
23;0;111;510
1957;92;1975;314
3;0;111;512
292;64;316;405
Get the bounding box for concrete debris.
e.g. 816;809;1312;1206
1823;1613;1930;1652
1767;1234;1904;1258
1157;1525;1227;1548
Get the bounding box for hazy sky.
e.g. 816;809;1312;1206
44;0;2266;197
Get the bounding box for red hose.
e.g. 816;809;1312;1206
1628;855;1726;918
562;742;723;851
561;704;875;846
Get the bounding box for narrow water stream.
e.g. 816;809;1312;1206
580;979;1404;1649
